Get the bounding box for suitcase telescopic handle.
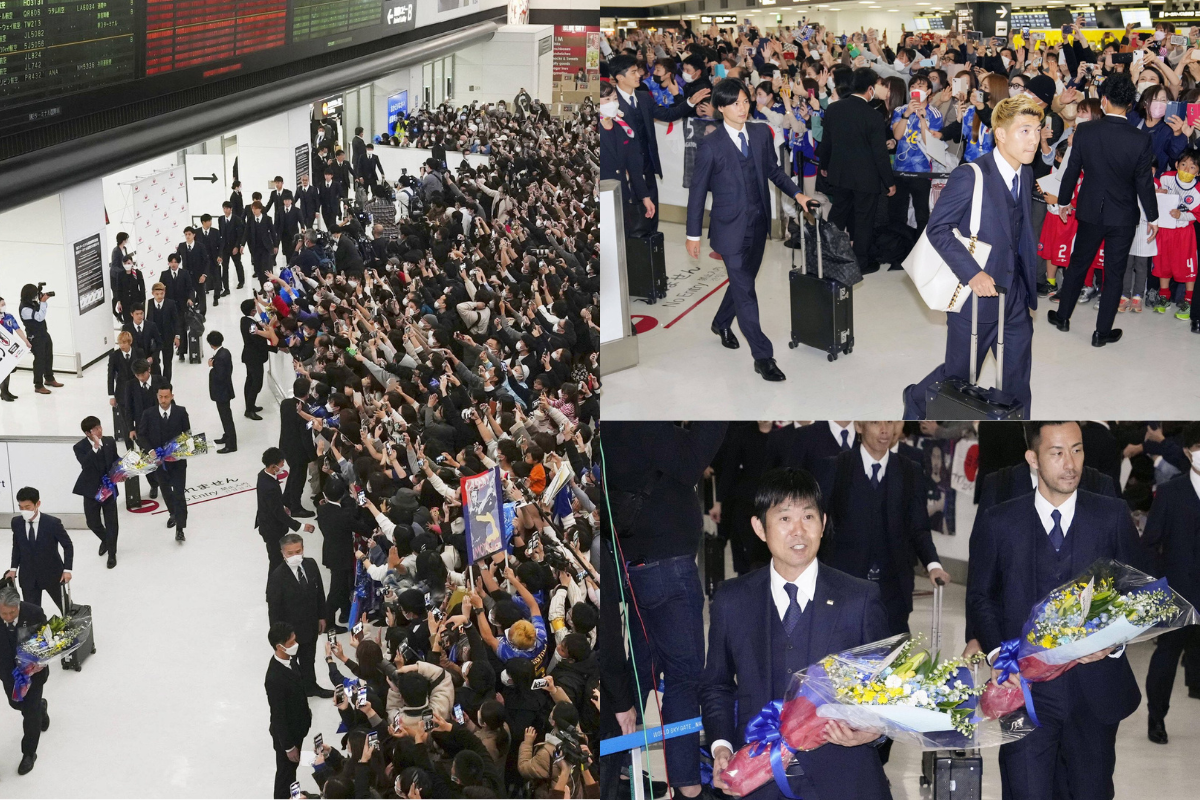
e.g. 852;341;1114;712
931;581;943;654
968;289;1005;391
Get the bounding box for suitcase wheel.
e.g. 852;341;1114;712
788;340;798;349
72;662;81;672
827;352;837;362
920;776;931;788
843;344;853;355
91;646;96;654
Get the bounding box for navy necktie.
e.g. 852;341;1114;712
782;583;803;634
1010;174;1020;201
840;430;850;451
739;131;749;158
870;463;881;490
1049;509;1064;552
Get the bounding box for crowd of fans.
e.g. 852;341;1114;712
375;92;560;154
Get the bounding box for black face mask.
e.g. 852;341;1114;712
654;74;667;86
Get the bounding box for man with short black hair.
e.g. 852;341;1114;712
72;416;119;568
5;487;73;612
279;377;317;517
218;200;246;291
138;383;191;542
256;448;315;576
207;331;236;453
0;584;50;776
265;620;311;799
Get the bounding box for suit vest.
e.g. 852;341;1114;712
1033;510;1077;598
770;595;818;699
737;133;766;219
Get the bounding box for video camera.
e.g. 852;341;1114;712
37;281;56;299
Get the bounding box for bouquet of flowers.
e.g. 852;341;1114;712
721;634;1034;797
979;558;1198;720
154;431;209;463
94;447;162;502
11;615;93;701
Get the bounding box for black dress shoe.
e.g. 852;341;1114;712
1148;717;1168;744
167;516;175;528
1092;328;1123;347
1047;309;1070;332
236;283;245;289
149;485;159;499
107;553;116;569
1192;320;1200;334
711;324;740;349
217;446;237;454
98;541;108;556
1188;687;1200;699
0;393;15;402
213;437;225;445
40;699;47;731
18;753;36;774
176;529;186;542
292;508;315;519
245;411;262;420
754;358;787;382
861;261;881;275
887;262;905;271
329;625;348;634
308;686;335;699
252;405;263;412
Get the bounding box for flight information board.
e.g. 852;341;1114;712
0;0;429;136
0;0;137;110
1011;13;1051;30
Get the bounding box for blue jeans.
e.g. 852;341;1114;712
624;554;706;788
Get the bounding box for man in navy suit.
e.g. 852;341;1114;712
72;416;119;569
138;384;191;543
766;421;857;471
1140;421;1200;745
207;331;237;454
609;54;711;235
968;421;1149;800
5;487;73;613
815;422;951;638
703;468;892;800
1048;73;1160;347
0;586;50;775
686;78;814;383
904;94;1045;420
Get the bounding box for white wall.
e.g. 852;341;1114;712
454;24;555;106
59;179;113;368
0;195;74;373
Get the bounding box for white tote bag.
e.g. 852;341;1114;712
902;161;991;313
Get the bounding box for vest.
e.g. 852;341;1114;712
737;132;766;220
1005;176;1029;299
1033;509;1077;598
19;299;45;337
770;593;817;699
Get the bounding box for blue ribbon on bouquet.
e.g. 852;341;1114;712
348;562;368;626
745;700;801;800
10;666;31;703
698;747;714;787
95;473;118;503
994;638;1041;727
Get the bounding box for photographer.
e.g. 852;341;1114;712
18;283;61;395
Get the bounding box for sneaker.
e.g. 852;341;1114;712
1081;286;1100;304
1049;292;1061;303
1155;295;1170;313
1132;296;1144;313
1119;296;1130;313
1176;301;1192;320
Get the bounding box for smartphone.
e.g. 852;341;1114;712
1021;27;1029;36
974;89;985;104
953;76;968;96
423;709;436;732
314;733;324;751
334;685;345;703
1167;101;1187;121
919;58;935;68
357;686;368;707
910;88;928;103
424;591;435;610
1061;24;1071;37
454;703;465;725
367;730;378;748
326;630;336;645
807;87;816;98
353;621;364;636
532;678;549;690
356;490;366;506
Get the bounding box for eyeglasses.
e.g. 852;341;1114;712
1009;82;1025;89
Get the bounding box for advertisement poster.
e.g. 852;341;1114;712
553;24;599;77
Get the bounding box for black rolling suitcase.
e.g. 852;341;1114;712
186;308;204;365
924;292;1025;420
626;232;668;304
918;581;983;798
788;202;854;361
59;585;95;672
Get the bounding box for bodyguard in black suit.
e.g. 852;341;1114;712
256;448;314;576
113;259;145;326
0;589;50;775
969;421;1149;800
765;421;857;472
703;468;893;800
1140;423;1200;744
316;480;374;629
265;622;312;799
331;229;364;278
275;193;304;258
609;54;710;235
685;78;810;382
138;385;191;542
355;144;386;198
279;378;317;517
246;203;280;284
1050;74;1160;346
816;422;949;637
266;533;330;698
206;331;237;453
199;216;224;305
816;67;896;273
6;489;73;613
146;285;181;383
176;227;210;316
317;172;343;231
240;299;275;418
72;417;119;568
330;151;355;201
218;202;247;290
159;255;195;311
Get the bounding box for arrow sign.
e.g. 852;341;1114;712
191;173;218;183
997;7;1007;16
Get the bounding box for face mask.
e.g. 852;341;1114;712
1076;115;1092;124
1180;170;1197;183
284;642;299;657
1191;448;1200;469
19;509;35;521
326;402;336;413
285;554;303;568
347;280;358;287
598;101;619;118
930;79;941;92
1137;82;1155;96
681;71;697;84
1001;56;1011;68
1155;31;1165;41
1150;100;1167;120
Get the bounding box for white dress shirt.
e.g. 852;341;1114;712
993;147;1019;197
161;407;171;421
1190;464;1200;501
617;86;638;108
1032;487;1076;537
829;422;856;450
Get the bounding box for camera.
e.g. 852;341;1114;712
36;282;55;299
557;724;588;767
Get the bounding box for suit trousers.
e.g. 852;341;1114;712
159;464;188;529
1146;623;1200;721
1055;220;1135;334
284;457;310;512
905;286;1034;420
157;346;173;383
216;400;237;448
626;171;659;237
264;535;285;576
19;580;64;615
826;186;881;265
251;251;273;283
83;495;119;554
273;743;300;799
8;678;45;756
326;567;353;626
997;675;1118;800
297;638;318;690
712;208;773;360
245;360;265;413
226;251;245;288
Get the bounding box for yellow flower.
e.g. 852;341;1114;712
1041;635;1054;648
862;690;876;703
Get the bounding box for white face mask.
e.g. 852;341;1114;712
1137;82;1155;96
681;70;697;84
598;101;617;118
19;509;35;521
1001;56;1011;68
284;642;299;657
285;554;304;568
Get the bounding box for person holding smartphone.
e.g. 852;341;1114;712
890;73;945;236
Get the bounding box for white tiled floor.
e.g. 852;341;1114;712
603;221;1200;421
0;291;343;797
638;575;1198;800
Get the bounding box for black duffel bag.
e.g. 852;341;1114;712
787;217;862;286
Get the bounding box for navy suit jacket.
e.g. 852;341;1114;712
138;403;191;479
765;422;851;472
1141;474;1200;609
73;436;119;498
926;152;1038;319
700;562;891;800
967;489;1148;724
209;347;235;403
687;121;801;257
10;513;73;588
615;88;689;177
599;121;650;203
0;602;48;699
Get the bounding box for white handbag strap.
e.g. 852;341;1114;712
966;162;984;240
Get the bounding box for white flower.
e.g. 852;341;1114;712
902;684;912;696
884;674;902;689
911;689;929;705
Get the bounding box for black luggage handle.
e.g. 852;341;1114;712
793;199;823;280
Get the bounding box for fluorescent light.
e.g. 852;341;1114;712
888;8;899;10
